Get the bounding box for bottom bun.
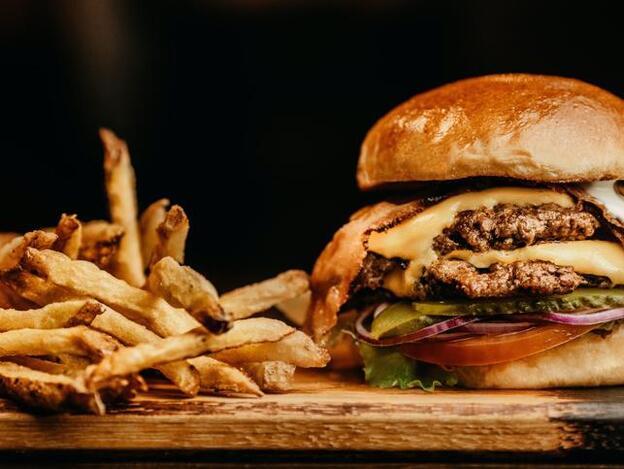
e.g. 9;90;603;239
328;324;624;388
456;324;624;389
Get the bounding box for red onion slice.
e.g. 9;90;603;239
457;322;535;334
516;307;624;325
373;303;390;318
355;307;478;347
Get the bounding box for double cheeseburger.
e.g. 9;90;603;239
306;74;624;389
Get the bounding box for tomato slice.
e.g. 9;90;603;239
400;323;595;366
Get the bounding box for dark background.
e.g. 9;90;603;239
1;0;623;290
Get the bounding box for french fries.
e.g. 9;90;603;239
2;269;72;305
220;270;310;320
20;248;200;336
0;326;119;360
100;128;144;287
57;354;93;372
0;300;102;331
90;306;200;396
151;205;189;267
53;214;82;259
0;230;57;271
5;356;70;375
189;357;262;397
139;199;169;269
85;319;291;390
84;330;211;390
0;129;327;414
0;233;19;248
80;220;124;269
0;282;35;309
276;291;311;327
211;330;330;368
147;256;228;326
0;361;106;414
240;361;296;393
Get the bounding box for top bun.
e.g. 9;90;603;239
357;74;624;189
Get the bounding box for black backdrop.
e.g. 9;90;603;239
1;0;623;290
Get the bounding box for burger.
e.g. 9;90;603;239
306;74;624;389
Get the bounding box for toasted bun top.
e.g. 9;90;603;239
358;74;624;189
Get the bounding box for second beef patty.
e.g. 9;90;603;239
433;203;599;254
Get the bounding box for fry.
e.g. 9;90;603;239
20;248;200;336
140;198;169;269
53;214;82;259
100;128;144;287
0;230;57;271
98;373;147;404
276;291;311;327
4;356;70;375
57;354;93;371
151;205;189;267
0;361;105;414
220;270;310;320
0;233;19;248
211;330;330;368
0;300;103;331
0;326;119;360
85;330;212;389
79;220;124;269
90;306;199;396
147;256;228;326
85;318;294;390
240;361;296;393
189;356;262;397
2;269;72;305
0;282;36;309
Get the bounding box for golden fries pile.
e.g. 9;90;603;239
0;129;327;414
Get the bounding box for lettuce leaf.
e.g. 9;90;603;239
358;342;458;391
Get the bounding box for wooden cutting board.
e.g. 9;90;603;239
1;369;623;452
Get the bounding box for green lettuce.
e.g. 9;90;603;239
358;342;458;391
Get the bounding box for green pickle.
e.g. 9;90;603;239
371;288;624;339
370;303;437;339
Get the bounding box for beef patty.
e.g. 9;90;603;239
433;203;599;254
351;253;399;293
425;259;585;299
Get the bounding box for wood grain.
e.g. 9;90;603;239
0;370;622;452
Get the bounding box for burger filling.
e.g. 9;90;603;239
432;203;599;254
349;186;624;390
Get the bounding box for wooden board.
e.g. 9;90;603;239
1;369;624;452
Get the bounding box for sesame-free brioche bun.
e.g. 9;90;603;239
358;74;624;190
455;323;624;389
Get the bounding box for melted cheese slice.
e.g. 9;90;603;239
447;241;624;285
367;187;575;295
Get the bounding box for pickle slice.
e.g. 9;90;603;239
371;288;624;339
419;288;624;316
370;303;438;339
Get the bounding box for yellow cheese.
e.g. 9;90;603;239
367;187;575;295
446;241;624;285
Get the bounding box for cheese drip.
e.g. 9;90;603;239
367;187;575;296
447;241;624;285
